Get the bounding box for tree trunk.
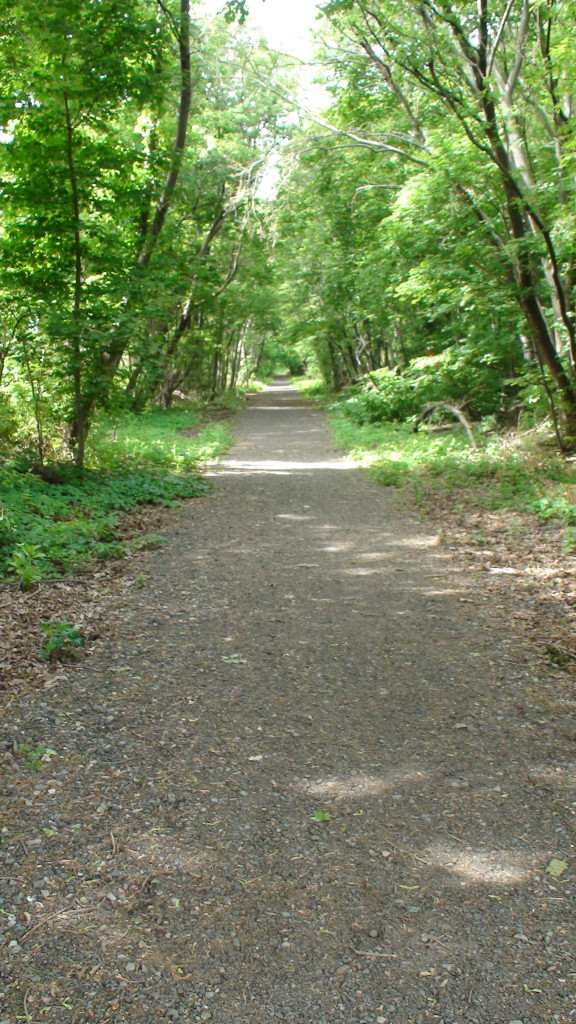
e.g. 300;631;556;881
68;0;192;441
63;90;86;468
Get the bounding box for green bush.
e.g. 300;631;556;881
341;348;504;426
530;495;576;525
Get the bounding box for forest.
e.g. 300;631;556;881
2;8;576;1020
1;0;576;588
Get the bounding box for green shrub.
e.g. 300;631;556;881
8;542;46;591
328;407;575;516
40;622;85;661
530;495;576;525
340;348;504;426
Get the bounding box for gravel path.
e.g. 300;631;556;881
1;378;575;1024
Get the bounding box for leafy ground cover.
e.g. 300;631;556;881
295;377;576;528
0;404;233;586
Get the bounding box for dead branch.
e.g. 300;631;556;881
413;402;478;448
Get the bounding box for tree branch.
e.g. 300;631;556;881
504;0;530;102
139;0;192;268
486;0;516;78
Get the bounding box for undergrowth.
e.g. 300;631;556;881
0;405;232;584
87;405;230;471
293;376;576;527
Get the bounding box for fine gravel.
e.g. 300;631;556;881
1;377;575;1024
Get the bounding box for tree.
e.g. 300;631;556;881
0;1;292;461
318;0;576;429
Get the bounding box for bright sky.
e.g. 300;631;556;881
201;0;331;198
202;0;325;57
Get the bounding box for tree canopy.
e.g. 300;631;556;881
2;0;576;461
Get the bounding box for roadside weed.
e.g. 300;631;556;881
322;407;576;522
19;744;57;771
0;405;231;584
39;622;85;661
8;542;46;591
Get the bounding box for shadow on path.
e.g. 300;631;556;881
2;377;575;1024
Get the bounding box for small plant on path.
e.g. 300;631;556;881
39;622;85;661
310;809;332;822
19;744;57;771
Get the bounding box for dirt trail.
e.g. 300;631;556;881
1;378;575;1024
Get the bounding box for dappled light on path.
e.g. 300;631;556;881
295;766;432;801
5;378;574;1024
425;843;533;886
219;457;355;474
293;768;537;889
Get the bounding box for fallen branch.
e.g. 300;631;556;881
21;906;98;942
413;402;477;448
353;948;398;958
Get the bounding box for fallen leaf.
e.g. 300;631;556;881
310;809;331;822
545;858;569;879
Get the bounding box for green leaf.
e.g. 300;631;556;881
545;858;569;879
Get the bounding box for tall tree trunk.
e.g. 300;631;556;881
63;90;85;468
132;209;230;407
68;0;192;442
480;104;576;429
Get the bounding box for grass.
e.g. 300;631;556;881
87;404;231;472
293;376;576;524
0;403;233;584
